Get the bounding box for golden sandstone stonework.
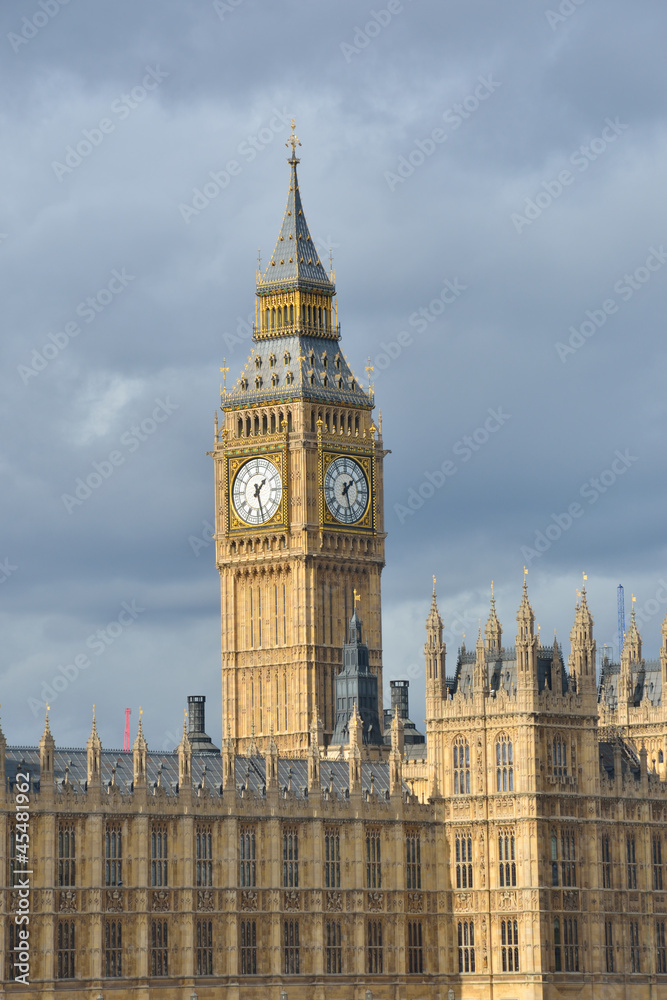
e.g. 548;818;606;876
3;140;667;1000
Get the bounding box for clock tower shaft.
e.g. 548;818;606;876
212;136;386;755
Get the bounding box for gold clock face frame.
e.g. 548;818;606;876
320;450;375;532
323;455;369;524
225;450;287;532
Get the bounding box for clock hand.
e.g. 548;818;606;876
253;478;267;519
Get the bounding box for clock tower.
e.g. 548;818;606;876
212;128;387;754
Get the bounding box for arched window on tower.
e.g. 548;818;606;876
271;307;276;330
277;308;282;329
237;418;243;437
496;734;514;791
453;737;470;795
552;734;567;777
265;309;270;331
289;304;294;325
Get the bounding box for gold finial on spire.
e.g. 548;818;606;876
365;357;374;397
286;119;301;158
433;574;437;593
353;588;361;607
220;359;229;397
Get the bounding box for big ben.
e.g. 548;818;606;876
212;125;387;754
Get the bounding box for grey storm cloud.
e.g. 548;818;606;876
1;0;667;748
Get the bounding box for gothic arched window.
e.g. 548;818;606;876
453;737;470;795
496;734;514;791
552;734;567;777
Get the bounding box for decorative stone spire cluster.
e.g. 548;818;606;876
485;581;502;652
516;572;538;690
133;712;148;788
87;706;102;786
569;579;596;693
425;577;447;706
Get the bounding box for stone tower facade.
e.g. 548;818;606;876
212;132;386;754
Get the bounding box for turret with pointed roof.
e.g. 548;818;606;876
425;578;447;709
87;706;102;787
569;582;596;694
516;573;538;697
331;607;384;746
485;582;502;653
224;126;371;413
133;713;148;789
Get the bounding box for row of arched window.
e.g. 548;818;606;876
452;735;514;794
262;303;330;332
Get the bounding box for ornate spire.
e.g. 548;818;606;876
133;712;147;752
87;705;101;748
133;709;148;787
39;705;56;783
517;569;534;627
622;597;642;667
258;125;333;294
427;575;442;625
87;705;102;786
178;711;192;789
485;580;502;652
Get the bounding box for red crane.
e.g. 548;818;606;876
123;708;131;752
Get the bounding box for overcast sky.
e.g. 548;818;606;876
2;0;667;750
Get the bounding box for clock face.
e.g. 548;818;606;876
232;457;282;525
324;456;369;524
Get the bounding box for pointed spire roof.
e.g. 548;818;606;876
259;125;333;293
40;705;54;746
485;580;502;649
87;705;101;749
179;712;192;752
476;621;484;652
427;575;442;625
576;578;594;627
517;571;534;623
133;713;147;752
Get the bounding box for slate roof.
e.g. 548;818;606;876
598;657;662;710
450;644;570;697
5;748;397;799
224;334;373;410
260;157;333;292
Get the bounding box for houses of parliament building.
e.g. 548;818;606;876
3;129;667;1000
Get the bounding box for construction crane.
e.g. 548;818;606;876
617;585;625;659
123;708;131;752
